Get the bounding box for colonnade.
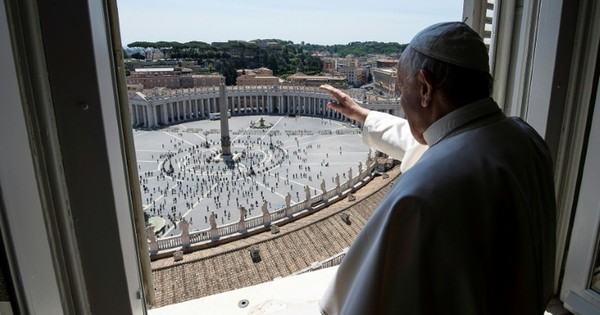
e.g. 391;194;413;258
129;86;359;129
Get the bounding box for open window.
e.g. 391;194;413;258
3;0;600;314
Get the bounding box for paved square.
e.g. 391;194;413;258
134;115;370;237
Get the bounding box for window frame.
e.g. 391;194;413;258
469;3;600;313
0;0;149;313
561;76;600;314
3;0;600;313
0;2;66;313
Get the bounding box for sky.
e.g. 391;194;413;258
116;0;464;47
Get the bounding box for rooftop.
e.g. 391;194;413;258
134;68;175;72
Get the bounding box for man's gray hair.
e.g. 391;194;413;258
399;46;436;81
398;46;493;105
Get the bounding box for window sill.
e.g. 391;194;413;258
148;265;337;315
148;265;571;315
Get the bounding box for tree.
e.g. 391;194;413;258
123;39;404;83
130;52;145;60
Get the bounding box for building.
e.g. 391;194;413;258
123;59;179;71
321;57;369;87
236;73;280;86
235;68;279;86
1;0;600;314
287;73;347;88
253;67;274;76
376;59;398;69
337;64;369;87
126;67;221;89
372;68;398;96
322;58;336;74
126;67;190;89
186;74;222;88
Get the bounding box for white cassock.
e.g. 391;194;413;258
361;111;428;173
320;98;556;315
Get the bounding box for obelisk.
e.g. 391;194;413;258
219;76;231;156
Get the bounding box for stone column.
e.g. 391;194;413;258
178;101;183;121
293;96;296;114
171;101;176;121
219;76;231;156
142;106;148;127
137;106;143;127
162;104;168;125
172;101;176;121
206;97;212;116
202;98;207;118
151;105;158;128
286;95;292;114
278;96;283;113
131;104;137;126
186;100;191;119
182;100;186;120
173;101;178;121
198;99;203;118
304;97;308;115
266;95;271;113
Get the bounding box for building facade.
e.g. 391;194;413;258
372;68;398;96
376;59;398;69
126;68;221;89
287;73;347;88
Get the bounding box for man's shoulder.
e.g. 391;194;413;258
395;115;552;195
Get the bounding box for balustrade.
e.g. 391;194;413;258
147;136;380;255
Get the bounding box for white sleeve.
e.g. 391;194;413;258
362;111;428;172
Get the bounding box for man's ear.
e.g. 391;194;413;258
418;69;434;108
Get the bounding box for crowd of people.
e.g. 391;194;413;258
134;117;369;238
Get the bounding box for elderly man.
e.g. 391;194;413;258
319;22;556;314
